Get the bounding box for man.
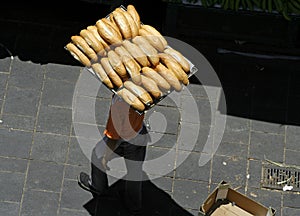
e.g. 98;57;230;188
78;93;150;216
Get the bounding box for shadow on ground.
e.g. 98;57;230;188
83;179;194;216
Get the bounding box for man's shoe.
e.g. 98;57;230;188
77;172;100;195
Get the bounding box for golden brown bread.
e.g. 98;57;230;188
71;35;98;62
100;57;123;88
102;17;122;39
114;46;142;85
164;47;190;73
117;88;145;112
96;18;122;45
138;28;164;52
114;7;124;13
66;43;91;67
107;50;128;81
111;10;131;39
91;63;114;89
141;66;171;91
122;39;150;67
80;29;106;56
140;74;162;99
109;13;118;28
141;24;168;48
132;36;159;67
154;63;182;92
158;53;189;85
127;4;141;29
124;80;153;105
87;25;111;51
121;9;139;38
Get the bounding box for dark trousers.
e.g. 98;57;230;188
91;126;149;214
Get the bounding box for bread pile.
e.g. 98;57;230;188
65;5;192;112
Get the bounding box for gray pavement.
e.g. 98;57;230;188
0;55;300;216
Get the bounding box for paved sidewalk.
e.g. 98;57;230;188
0;54;300;216
0;3;300;215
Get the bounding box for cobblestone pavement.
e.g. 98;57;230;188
0;3;300;215
0;55;300;216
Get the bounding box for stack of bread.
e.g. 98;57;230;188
65;5;192;112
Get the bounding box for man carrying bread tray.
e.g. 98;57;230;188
78;92;151;216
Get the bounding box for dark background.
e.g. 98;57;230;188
1;0;300;126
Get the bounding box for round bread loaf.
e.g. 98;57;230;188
91;63;114;89
154;63;182;92
141;66;171;91
117;88;145;112
71;35;98;62
124;80;153;105
66;43;91;67
100;57;123;88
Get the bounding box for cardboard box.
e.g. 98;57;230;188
200;181;276;216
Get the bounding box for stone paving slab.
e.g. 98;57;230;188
0;47;300;216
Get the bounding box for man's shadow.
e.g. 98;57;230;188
83;176;195;216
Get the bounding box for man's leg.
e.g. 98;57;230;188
79;137;118;196
122;139;147;215
90;146;109;195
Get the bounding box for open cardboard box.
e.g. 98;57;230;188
200;181;276;216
